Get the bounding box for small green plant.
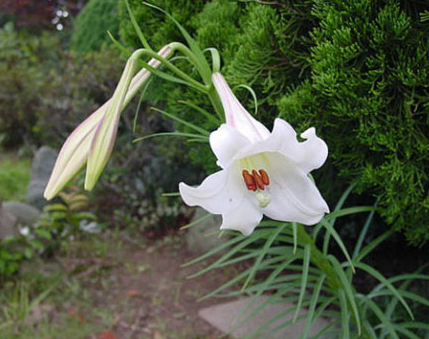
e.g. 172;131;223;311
36;191;98;254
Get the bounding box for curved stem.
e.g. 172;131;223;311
167;42;224;119
134;45;207;93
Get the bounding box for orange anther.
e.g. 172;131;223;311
242;170;257;191
259;169;270;186
252;170;265;190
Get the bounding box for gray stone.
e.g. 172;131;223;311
185;207;225;255
26;146;58;209
0;200;19;239
199;297;331;339
3;201;40;226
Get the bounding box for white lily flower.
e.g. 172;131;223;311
179;72;329;235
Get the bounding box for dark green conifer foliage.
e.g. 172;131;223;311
279;0;429;245
118;0;208;49
70;0;120;52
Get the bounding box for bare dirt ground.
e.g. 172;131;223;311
51;234;236;339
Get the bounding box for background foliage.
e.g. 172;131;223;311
70;0;120;52
0;22;122;149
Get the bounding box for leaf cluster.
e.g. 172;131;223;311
186;188;429;339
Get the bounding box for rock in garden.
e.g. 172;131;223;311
185;207;225;255
26;146;58;209
0;200;18;239
199;297;330;339
2;201;40;226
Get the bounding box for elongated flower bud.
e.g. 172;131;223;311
44;45;172;200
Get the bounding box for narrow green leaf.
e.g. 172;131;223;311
199;255;289;301
338;289;350;339
161;192;180;197
242;223;287;290
151;107;210;135
299;275;326;339
137;57;207;92
393;326;422;339
177;100;220;125
142;2;211;83
357;295;399;339
324;206;378;221
107;31;132;57
292;222;298;254
328;255;361;335
308;320;341;339
321;219;355;273
330;183;356;225
133;132;208;143
354;230;394;263
204;47;221;73
132;77;152;132
237;84;258;116
125;0;151;50
356;262;414;320
352;199;378;259
180;213;212;230
362;321;378;339
293;244;311;322
397;322;429;330
182;233;247;267
312;221;324;242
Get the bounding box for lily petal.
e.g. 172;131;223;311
179;169;244;215
209;124;249;169
212;72;270;143
220;198;263;236
262;153;329;225
270;119;328;172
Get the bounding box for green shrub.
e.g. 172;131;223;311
277;0;429;245
0;22;123;148
69;0;120;52
0;23;57;147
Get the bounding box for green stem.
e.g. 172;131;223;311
296;223;372;339
168;42;224;120
296;224;341;290
207;83;225;121
169;42;211;84
134;46;207;93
